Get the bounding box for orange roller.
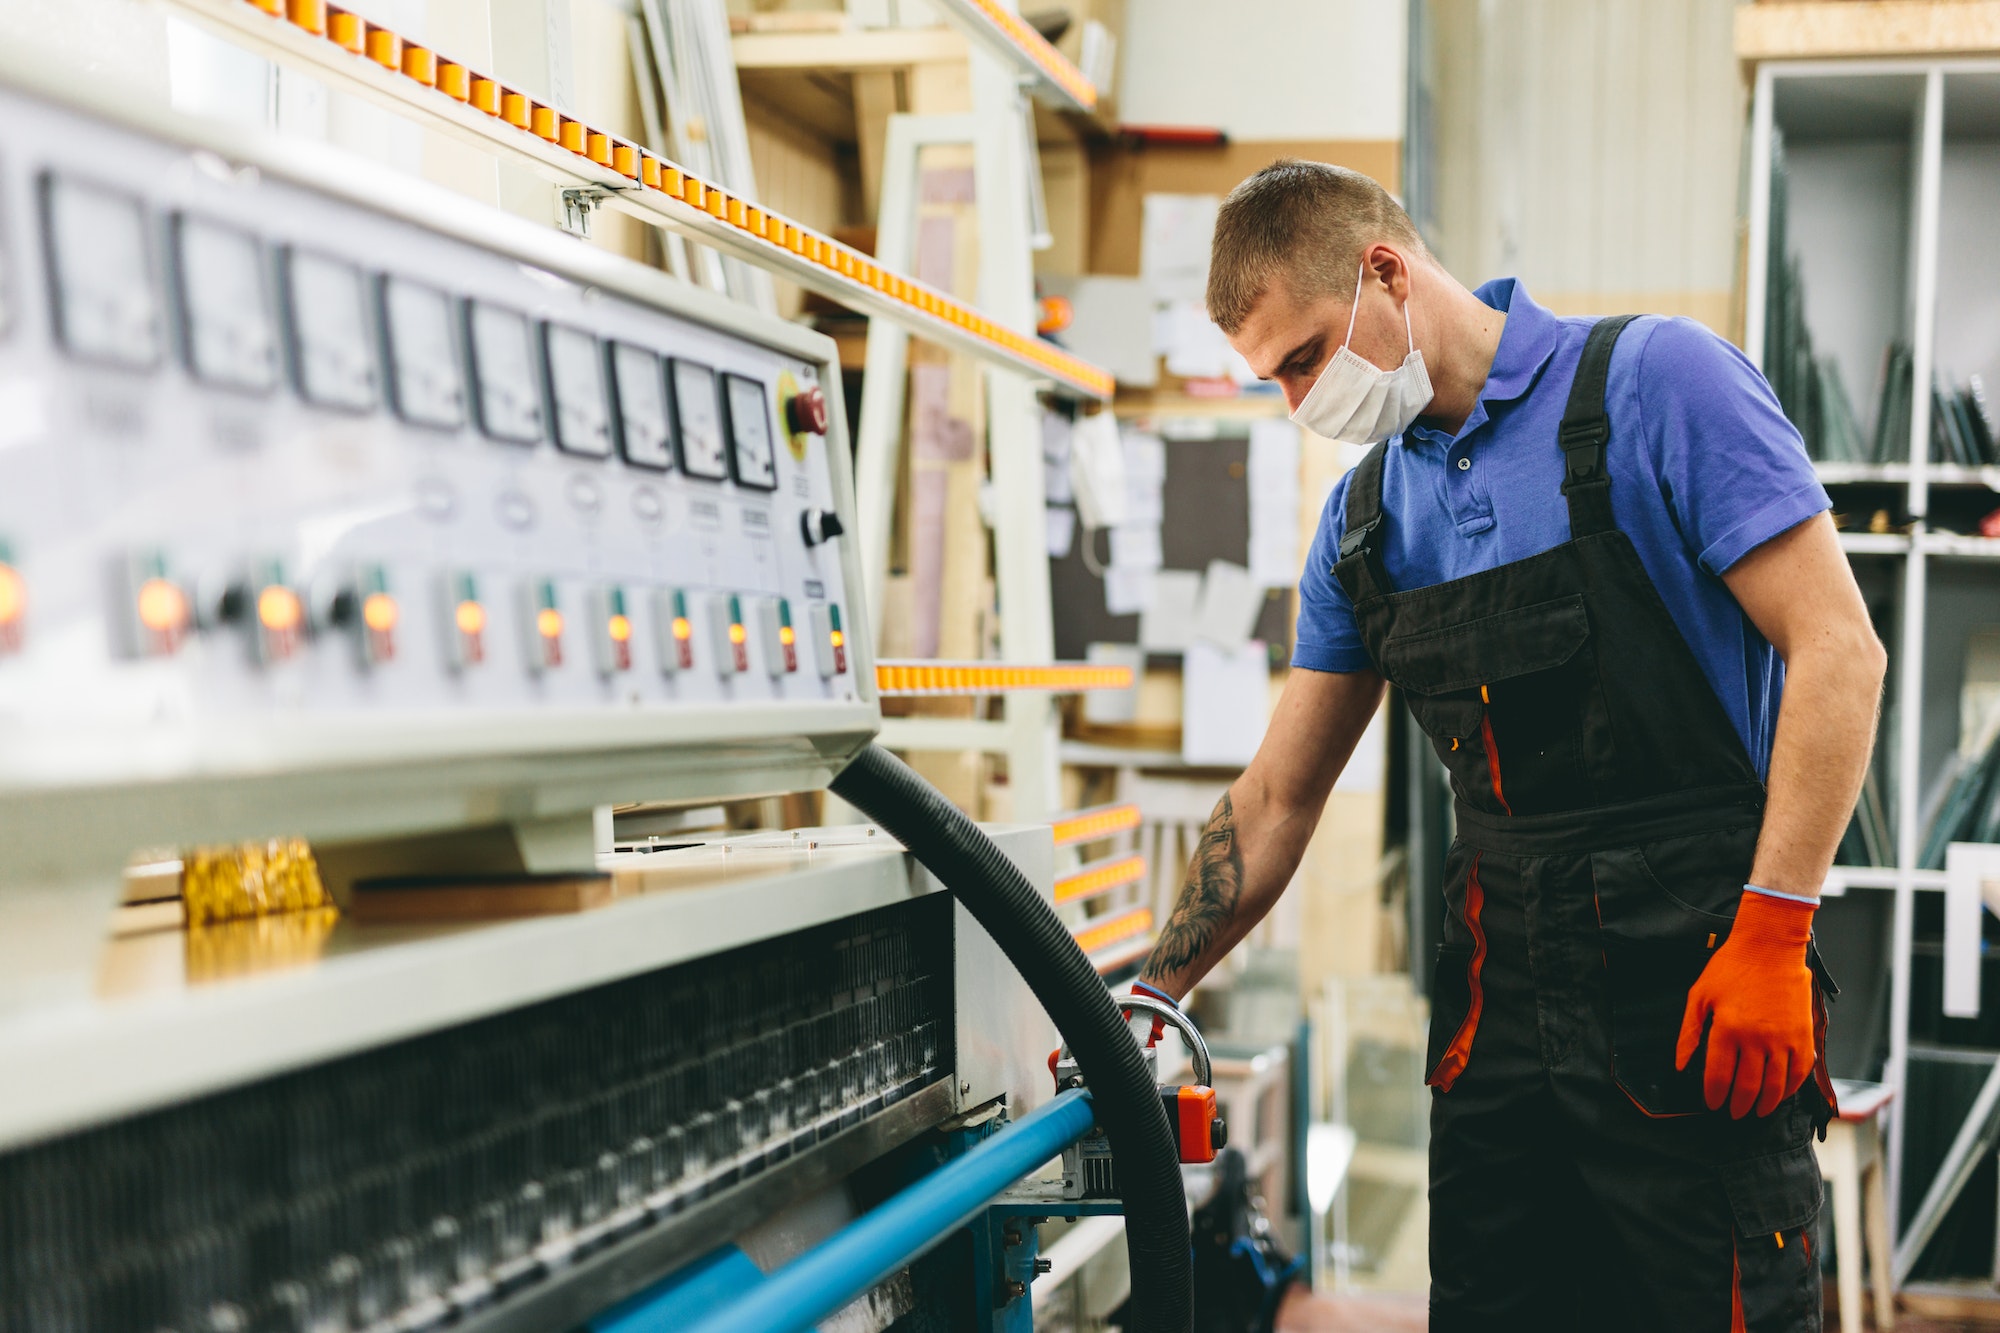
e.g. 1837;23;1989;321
471;78;500;114
250;0;282;14
286;0;326;33
533;107;561;141
613;144;639;178
327;10;364;52
559;118;585;152
401;45;436;85
501;92;531;128
640;156;662;188
588;133;613;166
727;197;747;227
744;206;765;236
706;189;729;220
365;26;399;69
659;165;685;197
437;61;469;100
682;178;706;209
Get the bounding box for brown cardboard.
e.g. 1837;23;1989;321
1086;138;1402;278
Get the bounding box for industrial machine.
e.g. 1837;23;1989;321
0;56;1196;1333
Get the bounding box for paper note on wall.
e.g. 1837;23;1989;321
1139;570;1201;652
1047;505;1076;559
1105;565;1154;616
1183;640;1270;766
1194;560;1263;649
1110;523;1163;571
1140;194;1219;306
1247;419;1302;587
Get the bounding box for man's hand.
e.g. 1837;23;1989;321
1674;891;1817;1118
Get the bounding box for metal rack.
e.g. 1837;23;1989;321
1745;54;2000;1261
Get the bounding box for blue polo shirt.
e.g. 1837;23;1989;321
1293;279;1829;777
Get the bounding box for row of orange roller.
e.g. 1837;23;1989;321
231;0;1115;399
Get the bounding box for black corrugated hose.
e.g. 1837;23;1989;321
830;743;1192;1333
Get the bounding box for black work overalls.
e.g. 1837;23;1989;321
1333;317;1837;1332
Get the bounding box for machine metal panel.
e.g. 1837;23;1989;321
943;823;1062;1119
0;65;879;1008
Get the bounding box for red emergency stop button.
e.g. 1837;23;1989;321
1170;1085;1224;1164
787;383;829;436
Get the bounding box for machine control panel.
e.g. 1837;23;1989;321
0;77;873;809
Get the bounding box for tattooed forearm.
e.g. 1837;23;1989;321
1140;791;1244;990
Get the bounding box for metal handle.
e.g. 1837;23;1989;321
1111;994;1212;1088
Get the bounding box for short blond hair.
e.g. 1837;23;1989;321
1206;159;1426;334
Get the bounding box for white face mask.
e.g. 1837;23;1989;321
1288;263;1434;445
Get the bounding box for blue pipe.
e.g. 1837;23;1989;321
631;1089;1098;1333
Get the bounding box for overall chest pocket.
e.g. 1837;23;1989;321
1379;594;1595;813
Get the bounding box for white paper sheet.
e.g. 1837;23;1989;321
1140;194;1219;306
1194;560;1263;648
1047;505;1076;559
1104;565;1155;616
1048;275;1158;386
1182;639;1269;766
1247;419;1302;587
1139;570;1201;651
1159;301;1230;379
1070;412;1128;529
1109;522;1163;571
1042;410;1074;504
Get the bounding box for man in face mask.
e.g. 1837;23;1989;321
1126;160;1884;1332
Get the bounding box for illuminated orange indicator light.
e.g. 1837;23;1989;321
609;614;632;642
361;592;397;634
826;604;848;674
776;599;798;673
257;585;302;633
455;600;485;636
595;586;634;673
0;561;24;653
727;595;750;673
526;581;563;671
137;578;189;641
253;582;305;663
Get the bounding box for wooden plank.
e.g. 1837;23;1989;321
349;874;616;920
731;27;969;72
1736;2;2000;60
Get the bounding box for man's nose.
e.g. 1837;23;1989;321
1281;376;1311;413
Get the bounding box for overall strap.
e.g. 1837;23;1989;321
1558;314;1640;538
1331;441;1391;603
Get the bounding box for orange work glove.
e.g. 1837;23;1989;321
1674;889;1817;1119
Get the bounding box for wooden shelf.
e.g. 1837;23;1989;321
1737;2;2000;63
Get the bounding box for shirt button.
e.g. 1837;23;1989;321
1456;457;1471;472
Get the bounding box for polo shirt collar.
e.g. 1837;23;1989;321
1403;276;1559;449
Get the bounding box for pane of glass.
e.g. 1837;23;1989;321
43;175;161;370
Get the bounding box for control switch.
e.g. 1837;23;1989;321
114;552;191;659
709;594;748;677
809;604;848;679
439;572;486;671
653;588;694;675
589;585;634;675
756;597;797;678
519;580;564;674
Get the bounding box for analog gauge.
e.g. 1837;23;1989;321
670;358;727;481
379;276;466;431
721;372;778;491
41;174;162;370
464;300;543;445
282;248;377;412
609;341;674;471
541;322;612;459
171;214;279;393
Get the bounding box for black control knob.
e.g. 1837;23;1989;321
787;384;829;436
1210;1116;1228;1151
801;508;845;547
